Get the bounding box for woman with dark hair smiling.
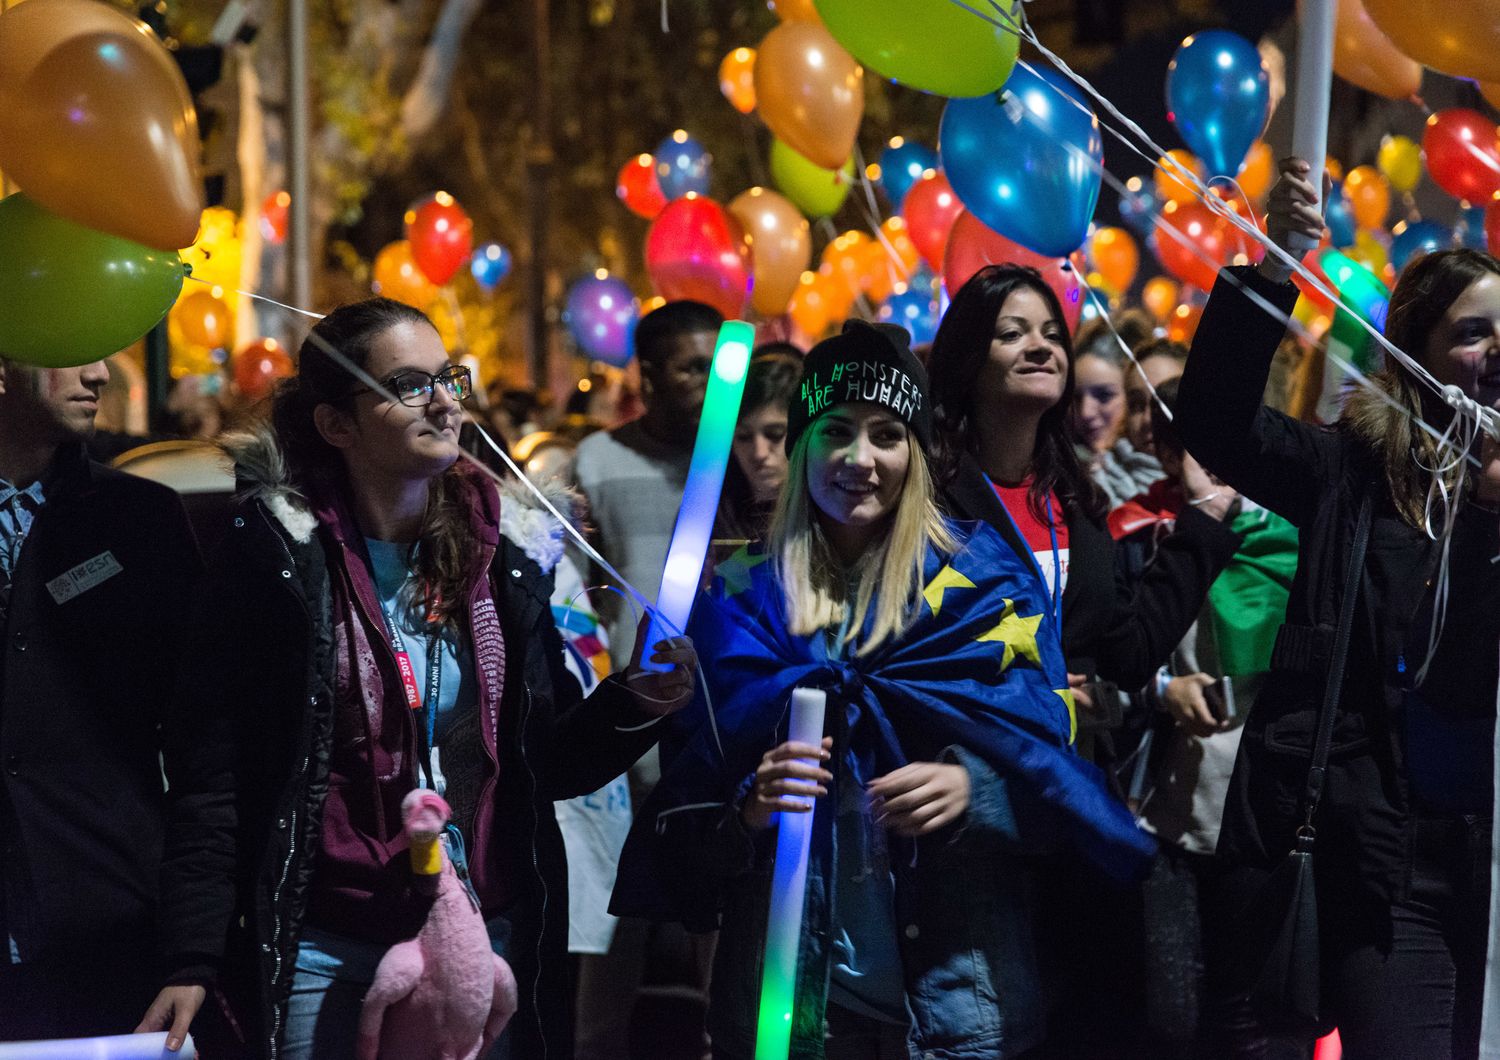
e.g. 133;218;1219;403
924;264;1240;1057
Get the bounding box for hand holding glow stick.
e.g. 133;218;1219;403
0;1033;195;1059
645;320;755;665
755;687;827;1059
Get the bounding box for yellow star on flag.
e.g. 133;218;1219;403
975;599;1043;672
922;564;976;616
718;549;770;597
1055;688;1077;745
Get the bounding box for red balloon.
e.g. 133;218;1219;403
1153;200;1242;293
902;171;964;271
260;190;290;246
234;339;293;401
943;211;1084;331
1487;202;1500;254
404;192;474;286
1423;109;1500;203
644;195;753;318
617;154;668;220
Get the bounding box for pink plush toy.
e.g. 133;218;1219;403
356;790;518;1060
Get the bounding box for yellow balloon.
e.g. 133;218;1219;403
1351;228;1389;277
1376;135;1422;194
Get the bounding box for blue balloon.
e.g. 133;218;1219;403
1325;183;1357;248
564;275;638;367
939;64;1103;257
1165;30;1269;179
878;140;939;210
1390;221;1451;271
471;242;512;291
655;133;711;201
878;270;941;345
1460;205;1489;250
1118;182;1159;238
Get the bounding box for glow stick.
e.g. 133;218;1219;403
755;687;827;1059
645;320;755;663
0;1033;195;1059
1288;0;1335;255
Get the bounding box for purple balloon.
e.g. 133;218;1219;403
564;275;639;366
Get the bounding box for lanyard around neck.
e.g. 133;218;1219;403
375;596;443;791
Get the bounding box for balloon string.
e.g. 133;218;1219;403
188;273;327;321
1076;277;1173;423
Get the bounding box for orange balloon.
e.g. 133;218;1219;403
1320;0;1423;100
1155;150;1207;207
754;21;864;171
1090;227;1139;294
1363;0;1500;82
719;47;758;115
1142;276;1179;322
768;0;822;23
860;217;921;302
373;241;437;309
1343;165;1390;229
1238;141;1275;200
820;230;873;301
0;0;203;250
788;271;835;337
1325;157;1345;183
728;186;811;316
1167;303;1204;344
176;288;233;349
1482;83;1500;112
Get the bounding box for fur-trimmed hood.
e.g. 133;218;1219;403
219;426;581;574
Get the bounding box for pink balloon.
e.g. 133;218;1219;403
943;210;1084;330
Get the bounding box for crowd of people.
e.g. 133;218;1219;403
1;156;1497;1060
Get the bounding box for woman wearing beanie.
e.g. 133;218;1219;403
612;321;1152;1060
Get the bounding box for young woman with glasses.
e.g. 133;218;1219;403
161;298;697;1059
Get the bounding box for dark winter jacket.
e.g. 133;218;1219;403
0;445;202;973
160;431;667;1059
1176;265;1500;916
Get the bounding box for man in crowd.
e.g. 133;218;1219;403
571;299;722;1058
0;356;206;1049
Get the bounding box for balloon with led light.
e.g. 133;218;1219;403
564;275;639;366
877;140;938;211
260;190;291;245
902;171;964;270
234;338;293;401
1325;182;1357;248
1376;135;1421;195
405;193;474;286
617;154;669;219
719;48;757;114
769;139;853;218
940;63;1103;258
1390;221;1449;270
0;0;203;250
754;21;863;170
812;0;1019;98
176;288;234;349
0;193;185;368
644;196;753;319
943;210;1084;330
728;187;810;317
1165;30;1269;179
1342;166;1389;229
656;133;712;202
373;240;437;308
471;242;513;291
878;280;940;345
1422;110;1500;204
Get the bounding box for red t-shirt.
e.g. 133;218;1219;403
990;479;1069;602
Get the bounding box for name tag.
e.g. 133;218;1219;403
46;550;124;604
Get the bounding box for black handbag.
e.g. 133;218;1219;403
1247;495;1372;1037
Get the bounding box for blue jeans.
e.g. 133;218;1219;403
283;914;515;1060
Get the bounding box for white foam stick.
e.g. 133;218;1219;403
0;1033;194;1059
1288;0;1336;254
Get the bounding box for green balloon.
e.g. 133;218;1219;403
770;139;855;219
814;0;1020;98
0;193;185;368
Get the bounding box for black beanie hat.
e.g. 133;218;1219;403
786;320;933;454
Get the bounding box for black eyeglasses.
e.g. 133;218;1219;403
349;365;473;407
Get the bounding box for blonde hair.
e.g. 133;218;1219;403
768;430;956;657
